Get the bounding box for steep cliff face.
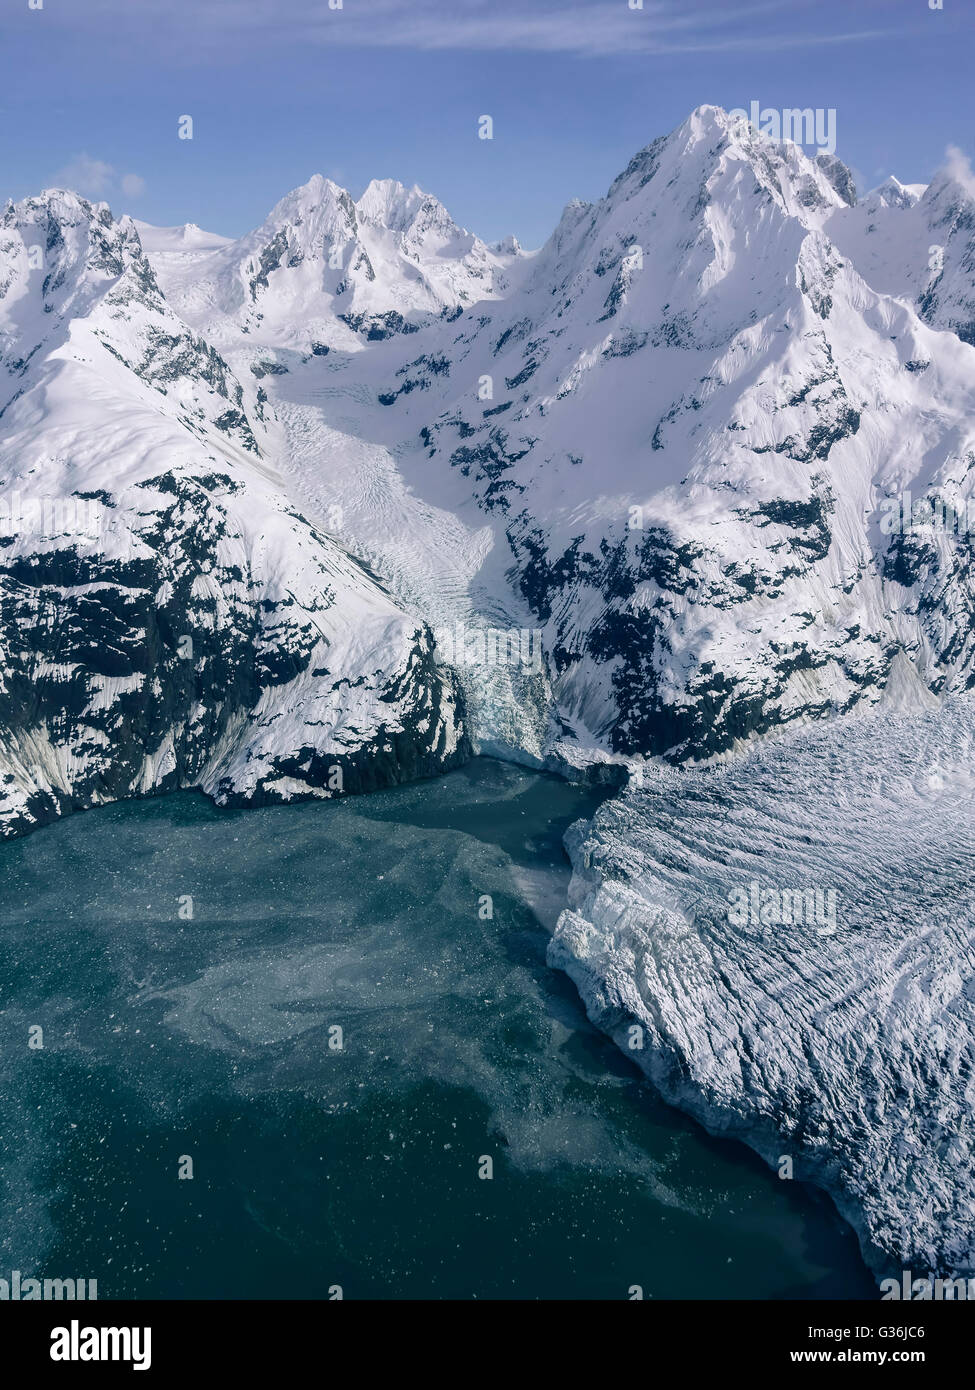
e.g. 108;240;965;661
0;191;468;838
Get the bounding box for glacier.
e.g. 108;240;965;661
550;694;975;1280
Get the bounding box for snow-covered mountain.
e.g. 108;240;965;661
0;190;466;837
149;175;523;356
381;109;975;762
18;104;975;808
827;161;975;344
6;106;975;1281
154;105;975;768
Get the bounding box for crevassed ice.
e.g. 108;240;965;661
550;693;975;1279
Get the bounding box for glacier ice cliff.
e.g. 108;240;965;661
550;695;975;1279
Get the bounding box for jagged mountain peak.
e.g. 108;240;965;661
865;175;926;210
253;174;359;241
512;104;857;352
356;178;441;229
3;187;140;258
492;234;524;257
605;103;851;226
825;154;973;342
0;180;273;471
356;177;479;265
12;186;112;220
0;189;161;352
522;104;858;319
921;161;975;226
146;163;514;351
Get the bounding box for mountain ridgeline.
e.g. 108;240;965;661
2;105;975;833
0;191;467;838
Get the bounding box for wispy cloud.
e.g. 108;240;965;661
944;145;975;200
68;0;897;59
311;1;888;57
51;154;115;197
50;154;147;201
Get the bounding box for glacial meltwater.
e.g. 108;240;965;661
0;759;874;1299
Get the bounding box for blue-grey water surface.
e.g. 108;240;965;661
0;759;874;1298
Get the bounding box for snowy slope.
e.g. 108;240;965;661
149;176;525;356
0;191;467;837
828;163;975;344
131;219;232;253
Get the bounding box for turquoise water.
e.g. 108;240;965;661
0;759;874;1298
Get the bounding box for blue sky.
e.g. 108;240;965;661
2;0;972;246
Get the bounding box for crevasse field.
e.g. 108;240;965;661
552;694;975;1282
